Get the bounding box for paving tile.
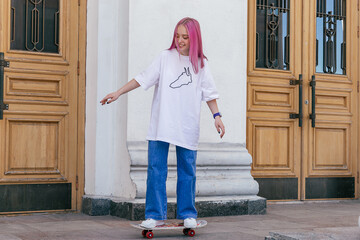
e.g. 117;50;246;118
0;223;36;234
231;219;313;230
294;215;359;228
202;213;285;223
90;216;130;228
271;209;339;219
13;231;49;240
25;220;112;232
184;231;264;240
45;230;114;240
45;212;96;221
314;226;360;235
0;234;22;240
270;227;360;240
0;214;54;224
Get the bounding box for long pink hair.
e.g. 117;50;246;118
168;17;207;74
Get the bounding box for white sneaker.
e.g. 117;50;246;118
184;218;197;228
140;218;165;228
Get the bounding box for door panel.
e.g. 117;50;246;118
5;69;68;104
311;122;351;174
0;0;80;212
248;81;296;113
248;118;297;176
4;113;66;177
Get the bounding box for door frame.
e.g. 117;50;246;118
76;0;86;211
358;0;360;200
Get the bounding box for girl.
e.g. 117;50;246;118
100;17;225;228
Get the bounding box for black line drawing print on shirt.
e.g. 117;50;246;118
169;67;192;89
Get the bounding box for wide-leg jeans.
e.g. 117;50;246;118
145;140;197;220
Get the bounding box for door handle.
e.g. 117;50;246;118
0;52;9;120
309;75;316;128
289;74;303;127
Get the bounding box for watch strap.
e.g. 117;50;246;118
213;112;222;119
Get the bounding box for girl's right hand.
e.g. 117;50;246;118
100;91;121;105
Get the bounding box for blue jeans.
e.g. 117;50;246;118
145;140;197;220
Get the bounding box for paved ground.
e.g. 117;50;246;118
0;200;359;240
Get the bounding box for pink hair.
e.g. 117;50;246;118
168;17;207;74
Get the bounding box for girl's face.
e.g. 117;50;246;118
176;24;190;56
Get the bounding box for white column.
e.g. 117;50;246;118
85;0;136;198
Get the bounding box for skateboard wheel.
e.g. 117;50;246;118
183;229;189;235
146;231;154;239
142;230;148;237
188;229;195;237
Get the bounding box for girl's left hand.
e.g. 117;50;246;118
215;117;225;138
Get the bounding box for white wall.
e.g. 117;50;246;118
128;0;248;144
85;0;135;198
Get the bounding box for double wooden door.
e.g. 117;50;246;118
0;0;82;212
247;0;358;200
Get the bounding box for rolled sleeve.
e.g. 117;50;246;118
134;53;162;91
201;61;219;101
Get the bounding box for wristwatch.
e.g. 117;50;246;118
213;112;222;119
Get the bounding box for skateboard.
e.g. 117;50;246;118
130;220;207;239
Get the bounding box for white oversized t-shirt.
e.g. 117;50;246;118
135;49;219;150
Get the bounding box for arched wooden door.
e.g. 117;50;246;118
0;0;84;212
247;0;358;200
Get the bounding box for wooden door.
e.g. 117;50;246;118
302;0;358;200
247;0;358;200
0;0;82;213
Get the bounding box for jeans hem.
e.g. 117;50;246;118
145;215;167;221
177;215;198;220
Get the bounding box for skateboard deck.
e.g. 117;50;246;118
131;220;207;239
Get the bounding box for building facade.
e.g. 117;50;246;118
0;0;358;216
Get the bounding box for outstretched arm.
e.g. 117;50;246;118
206;99;225;138
100;79;140;105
